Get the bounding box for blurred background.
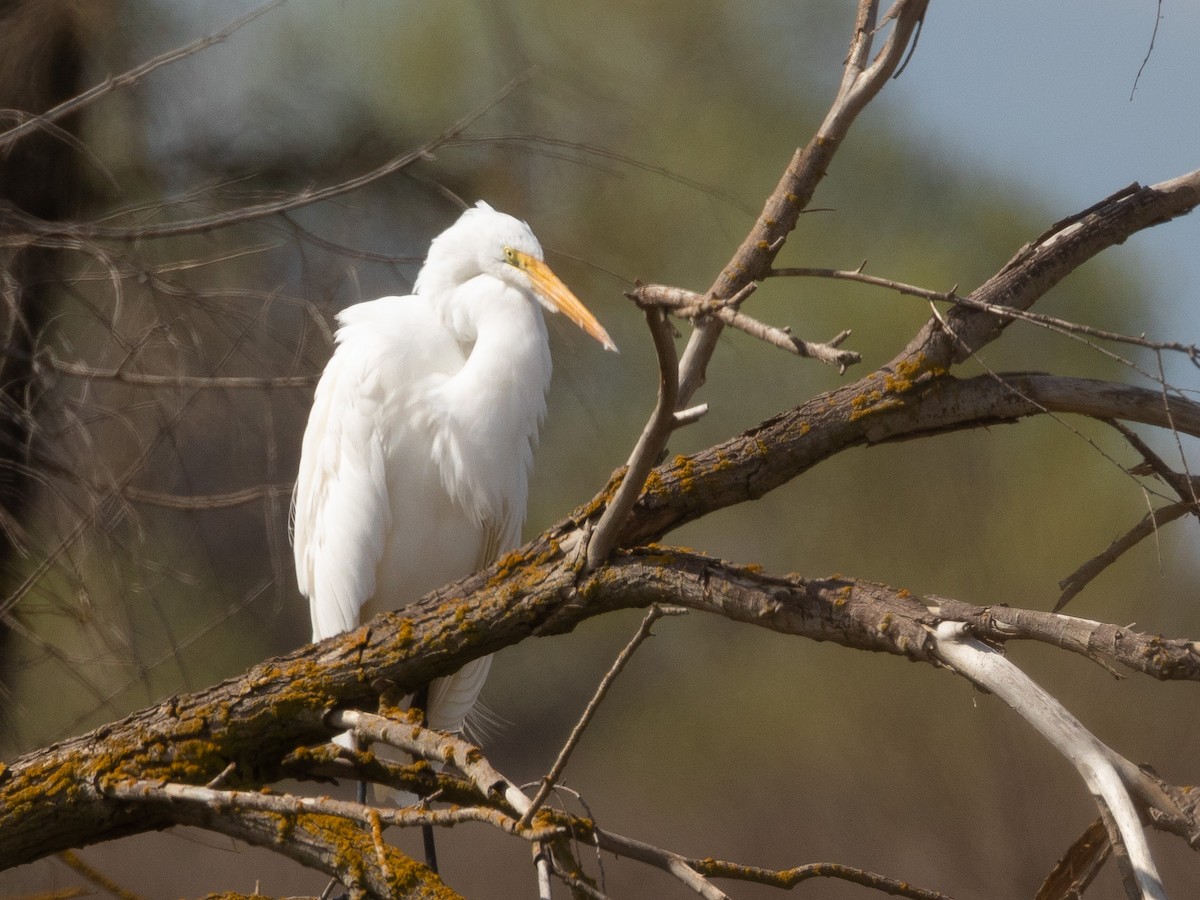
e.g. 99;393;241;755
1;1;1198;897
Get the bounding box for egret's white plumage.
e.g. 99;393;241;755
293;201;614;736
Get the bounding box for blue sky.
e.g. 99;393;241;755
884;1;1199;336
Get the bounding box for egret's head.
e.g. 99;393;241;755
421;202;617;352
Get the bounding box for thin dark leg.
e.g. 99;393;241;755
414;682;439;875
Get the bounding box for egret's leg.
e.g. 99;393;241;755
413;682;439;875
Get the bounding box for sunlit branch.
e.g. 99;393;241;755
677;0;929;405
932;623;1166;900
630;282;859;371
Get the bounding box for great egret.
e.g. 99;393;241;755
292;200;616;751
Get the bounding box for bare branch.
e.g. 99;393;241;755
770;264;1200;364
932;622;1166;900
1055;501;1195;612
630;282;860;372
1036;819;1111;900
4;535;1199;877
893;173;1200;374
588;829;730;900
687;856;956;900
41;353;319;389
56;850;147;900
4;75;529;242
121;484;294;511
677;0;929;404
329;709;535;819
615;371;1200;549
586;307;680;569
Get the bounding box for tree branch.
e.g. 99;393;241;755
5;542;1199;871
629;282;860;372
933;623;1166;900
2;76;529;242
614;371;1200;548
893;173;1200;375
677;0;929;404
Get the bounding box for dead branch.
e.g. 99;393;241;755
893;173;1200;374
677;0;930;404
628;282;860;372
1037;818;1112;900
932;622;1165;900
585;308;680;568
770;264;1200;364
1055;501;1195;612
614;371;1200;548
686;856;956;899
4;541;1199;874
580;3;915;572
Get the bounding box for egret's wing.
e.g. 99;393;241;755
293;346;392;641
294;296;464;641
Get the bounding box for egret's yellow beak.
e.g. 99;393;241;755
512;250;618;353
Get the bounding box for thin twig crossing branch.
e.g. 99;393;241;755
518;604;684;828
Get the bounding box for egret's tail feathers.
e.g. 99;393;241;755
461;694;508;745
425;655;492;733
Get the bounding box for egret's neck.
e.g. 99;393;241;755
428;275;552;525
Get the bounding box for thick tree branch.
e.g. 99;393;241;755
4;544;1198;872
615;371;1200;547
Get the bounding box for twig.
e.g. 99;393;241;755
687;856;955;900
1049;418;1200;613
205;761;238;789
1055;501;1194;612
770;264;957;303
590;829;730;900
56;850;146;900
108;779;560;839
121;483;294;511
518;604;685;828
328;709;535;818
631;282;860;372
771;264;1200;372
42;353;319;389
586;308;682;569
1130;0;1163;101
932;622;1166;900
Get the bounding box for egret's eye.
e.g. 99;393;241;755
503;247;520;266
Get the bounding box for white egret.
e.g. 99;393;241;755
292;201;616;750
